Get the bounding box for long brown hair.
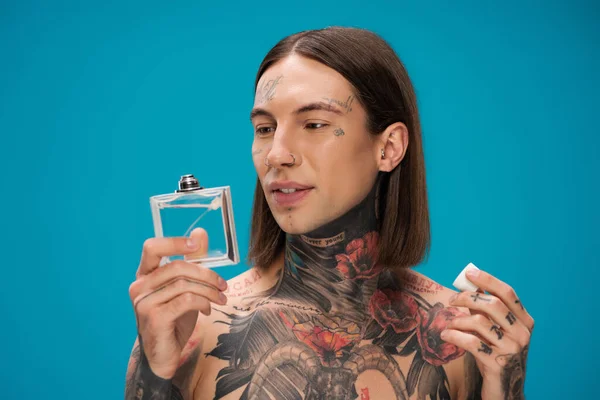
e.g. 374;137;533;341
248;27;430;271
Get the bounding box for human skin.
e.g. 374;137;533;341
124;55;533;400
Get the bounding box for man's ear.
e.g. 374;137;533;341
377;122;409;172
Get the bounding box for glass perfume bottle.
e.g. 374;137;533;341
150;174;240;268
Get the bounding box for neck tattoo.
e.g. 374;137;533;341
281;186;381;322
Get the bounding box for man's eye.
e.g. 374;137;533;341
255;127;275;135
305;122;329;130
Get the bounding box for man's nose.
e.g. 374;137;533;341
265;129;300;168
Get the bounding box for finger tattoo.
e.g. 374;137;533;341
478;341;493;355
490;324;504;340
471;293;491;303
515;299;524;310
506;312;517;325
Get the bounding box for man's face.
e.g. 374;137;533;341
250;55;381;234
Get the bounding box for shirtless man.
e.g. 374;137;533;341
124;27;534;400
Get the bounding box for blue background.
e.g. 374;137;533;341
1;1;598;398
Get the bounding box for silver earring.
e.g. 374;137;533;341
288;153;296;166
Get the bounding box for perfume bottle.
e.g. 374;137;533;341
150;174;240;268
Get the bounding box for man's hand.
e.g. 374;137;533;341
441;269;534;399
128;228;229;379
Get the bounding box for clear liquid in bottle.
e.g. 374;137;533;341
149;175;240;268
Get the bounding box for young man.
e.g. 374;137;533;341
125;27;533;400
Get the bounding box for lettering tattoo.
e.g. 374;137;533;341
300;231;345;247
477;341;493;355
208;188;467;399
323;95;355;113
470;293;491;303
256;75;283;104
223;268;261;298
490;324;504;340
506;312;517;325
334;128;345;136
400;270;444;295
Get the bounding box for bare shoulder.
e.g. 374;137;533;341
397;268;459;306
394;268;472;396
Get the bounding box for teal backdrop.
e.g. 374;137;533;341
1;1;598;398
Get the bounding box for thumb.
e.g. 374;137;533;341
184;228;209;261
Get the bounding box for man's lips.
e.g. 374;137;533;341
267;181;314;192
266;181;314;207
271;188;313;206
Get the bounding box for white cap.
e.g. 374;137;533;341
452;262;480;292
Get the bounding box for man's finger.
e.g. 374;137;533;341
463;268;534;332
441;329;498;367
137;236;201;277
184;228;209;261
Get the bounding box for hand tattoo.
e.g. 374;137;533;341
490;324;504;340
515;299;524;310
506;312;517;325
471;293;491;303
477;341;493;355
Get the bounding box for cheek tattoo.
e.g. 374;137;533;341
334;128;345;136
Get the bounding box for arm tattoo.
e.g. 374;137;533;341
490;324;504;340
506;312;517;325
477;341;493;355
496;345;528;400
125;338;184;400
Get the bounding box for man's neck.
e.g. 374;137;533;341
279;186;382;321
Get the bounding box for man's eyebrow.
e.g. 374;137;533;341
249;101;344;121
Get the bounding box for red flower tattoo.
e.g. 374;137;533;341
369;289;419;333
335;231;381;280
416;303;467;366
280;312;361;367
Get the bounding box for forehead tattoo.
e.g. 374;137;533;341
256;75;283;104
